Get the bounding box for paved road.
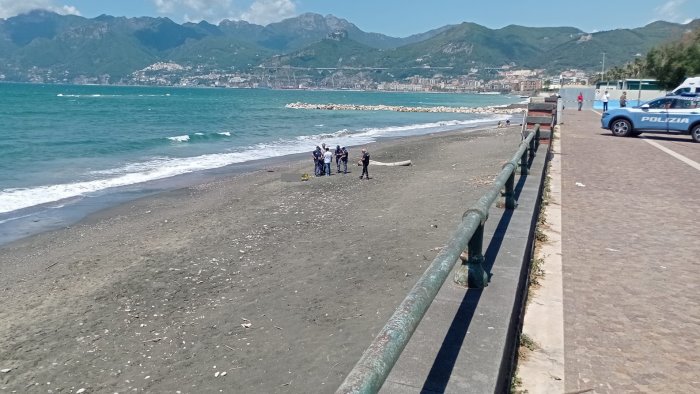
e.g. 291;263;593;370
561;110;700;393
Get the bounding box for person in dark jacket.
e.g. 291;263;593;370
312;146;322;176
341;147;349;174
335;145;343;173
359;148;370;180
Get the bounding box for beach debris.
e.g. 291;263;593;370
1;368;11;373
369;160;412;166
215;371;220;377
76;389;86;394
142;337;165;343
575;182;586;187
221;371;227;377
301;173;311;181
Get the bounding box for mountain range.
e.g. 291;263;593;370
0;10;698;83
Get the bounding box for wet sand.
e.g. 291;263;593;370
0;126;522;393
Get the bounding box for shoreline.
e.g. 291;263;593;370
0;124;524;393
0;120;521;248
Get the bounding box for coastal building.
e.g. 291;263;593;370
518;79;543;92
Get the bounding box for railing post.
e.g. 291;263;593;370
454;211;488;288
535;124;541;151
504;170;517;209
529;124;538;164
520;142;529;176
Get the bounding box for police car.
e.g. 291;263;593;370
600;93;700;142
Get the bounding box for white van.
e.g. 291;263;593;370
671;76;700;95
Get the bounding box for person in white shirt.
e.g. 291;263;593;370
323;148;333;176
602;90;609;111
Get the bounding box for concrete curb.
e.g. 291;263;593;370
518;125;565;392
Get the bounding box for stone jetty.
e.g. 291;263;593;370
285;102;526;115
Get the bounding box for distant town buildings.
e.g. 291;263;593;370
15;60;596;94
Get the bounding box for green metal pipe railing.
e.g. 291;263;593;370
336;126;540;394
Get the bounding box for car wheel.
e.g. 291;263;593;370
691;125;700;143
611;119;632;137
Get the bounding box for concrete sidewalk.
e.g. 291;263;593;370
524;109;700;393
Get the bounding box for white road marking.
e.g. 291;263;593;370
641;138;700;171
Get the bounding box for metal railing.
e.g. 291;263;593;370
336;126;541;394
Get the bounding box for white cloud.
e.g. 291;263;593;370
151;0;297;24
152;0;235;22
59;5;80;15
239;0;297;25
153;0;176;14
654;0;687;22
0;0;80;18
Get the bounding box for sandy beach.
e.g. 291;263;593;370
0;126;523;393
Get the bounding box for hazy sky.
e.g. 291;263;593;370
1;0;698;37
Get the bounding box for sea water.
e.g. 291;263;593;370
0;83;522;243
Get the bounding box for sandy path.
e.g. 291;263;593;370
0;127;521;393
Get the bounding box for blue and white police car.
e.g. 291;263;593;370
601;93;700;142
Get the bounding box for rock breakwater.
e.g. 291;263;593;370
285;102;525;114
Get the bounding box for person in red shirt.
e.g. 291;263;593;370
577;92;583;111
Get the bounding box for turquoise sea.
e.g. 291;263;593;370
0;83;522;243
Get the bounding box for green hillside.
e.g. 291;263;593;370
262;33;379;68
537;21;700;71
167;36;273;70
0;10;698;83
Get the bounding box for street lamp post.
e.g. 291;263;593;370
601;52;606;85
638;80;642;104
634;54;644;105
637;81;649;106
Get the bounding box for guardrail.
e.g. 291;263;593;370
336;125;542;394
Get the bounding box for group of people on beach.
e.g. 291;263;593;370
497;119;511;128
312;144;370;179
